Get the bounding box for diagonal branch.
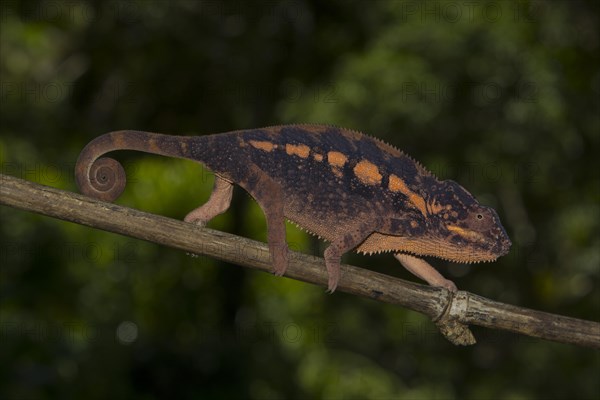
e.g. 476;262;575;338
1;173;599;348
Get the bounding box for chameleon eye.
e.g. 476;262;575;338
476;214;483;220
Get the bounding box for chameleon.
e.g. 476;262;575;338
75;124;511;293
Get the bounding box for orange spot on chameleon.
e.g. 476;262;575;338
388;174;428;217
353;160;383;185
447;225;482;241
327;151;347;167
427;199;445;215
331;168;343;178
286;143;310;158
249;140;275;152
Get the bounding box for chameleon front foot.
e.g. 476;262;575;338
394;253;458;292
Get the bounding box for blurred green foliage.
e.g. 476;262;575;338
1;1;599;399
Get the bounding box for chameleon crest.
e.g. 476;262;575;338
76;124;511;292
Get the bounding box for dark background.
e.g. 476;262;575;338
1;1;599;399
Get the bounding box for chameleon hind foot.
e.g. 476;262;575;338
184;175;233;225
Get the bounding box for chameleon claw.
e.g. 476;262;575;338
326;276;339;294
440;279;458;293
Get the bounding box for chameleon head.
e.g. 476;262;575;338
424;180;512;263
356;178;511;264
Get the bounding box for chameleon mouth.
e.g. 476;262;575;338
394;248;500;265
355;232;506;264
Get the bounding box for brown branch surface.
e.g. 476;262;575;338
1;173;599;348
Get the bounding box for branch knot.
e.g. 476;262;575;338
433;290;476;346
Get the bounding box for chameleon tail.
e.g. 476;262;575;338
75;130;199;202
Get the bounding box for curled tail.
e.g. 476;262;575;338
75;130;197;202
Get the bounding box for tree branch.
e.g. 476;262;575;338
1;173;599;348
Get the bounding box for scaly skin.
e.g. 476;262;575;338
75;124;512;292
